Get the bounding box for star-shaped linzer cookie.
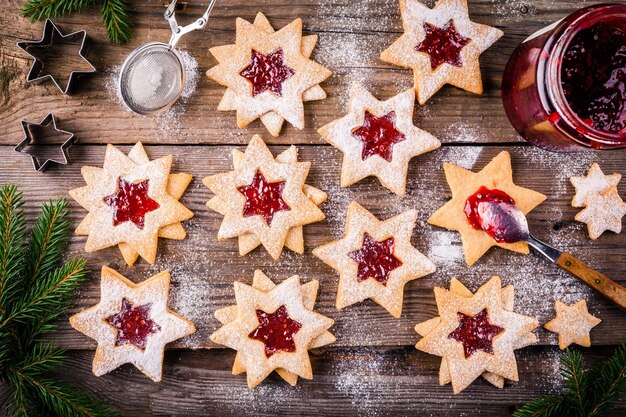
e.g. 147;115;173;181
575;187;626;240
210;271;334;388
206;13;331;136
544;300;601;350
204;135;326;260
15;113;76;172
69;267;196;382
415;276;538;393
380;0;503;104
69;143;194;265
318;83;441;196
428;151;546;266
313;201;436;318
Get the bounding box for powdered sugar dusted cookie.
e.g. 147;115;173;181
203;135;325;259
428;151;546;266
69;143;194;265
380;0;503;104
213;270;335;386
313;201;436;318
69;267;196;382
318;83;440;196
210;271;334;388
544;300;601;350
575;187;626;240
570;163;621;208
415;276;538;393
206;13;331;135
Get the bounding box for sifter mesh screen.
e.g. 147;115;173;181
119;44;184;115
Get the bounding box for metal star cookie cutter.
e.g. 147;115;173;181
15;113;77;172
17;19;96;94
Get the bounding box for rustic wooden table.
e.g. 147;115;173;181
1;0;625;415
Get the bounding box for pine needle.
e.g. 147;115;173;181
0;184;26;316
588;344;626;417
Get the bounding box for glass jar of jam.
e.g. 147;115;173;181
501;4;626;151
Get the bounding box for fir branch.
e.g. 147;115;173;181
20;0;133;43
99;0;132;44
560;348;588;415
0;184;26;317
21;0;95;21
25;199;70;291
513;395;570;417
588;344;626;417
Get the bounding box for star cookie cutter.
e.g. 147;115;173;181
15;113;77;172
17;19;96;94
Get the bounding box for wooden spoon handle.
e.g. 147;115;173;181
556;252;626;310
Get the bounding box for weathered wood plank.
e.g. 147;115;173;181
0;0;593;146
48;345;626;416
0;144;624;349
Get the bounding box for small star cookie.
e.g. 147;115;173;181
380;0;503;104
206;13;331;135
415;276;538;393
213;270;336;386
69;267;196;382
313;201;436;318
318;83;441;196
203;135;326;259
428;151;546;266
544;300;601;350
570;163;621;208
215;13;327;136
69;143;194;265
210;272;334;388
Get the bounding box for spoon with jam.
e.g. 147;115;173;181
473;194;626;310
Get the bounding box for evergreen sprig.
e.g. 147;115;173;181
0;184;117;417
514;345;626;417
20;0;132;43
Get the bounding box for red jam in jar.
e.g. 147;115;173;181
502;4;626;150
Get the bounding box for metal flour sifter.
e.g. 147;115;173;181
119;0;216;115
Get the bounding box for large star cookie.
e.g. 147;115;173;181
69;143;194;265
215;13;328;136
415;276;538;393
207;145;327;256
210;272;334;388
313;201;436;318
544;300;601;350
213;270;335;386
318;83;440;196
206;13;331;135
380;0;503;104
69;267;196;382
203;135;325;259
428;151;546;266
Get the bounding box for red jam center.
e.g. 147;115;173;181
240;48;295;97
103;177;160;230
352;111;407;162
464;186;517;243
248;305;302;358
348;233;403;285
416;19;471;70
238;171;291;226
561;21;626;134
448;308;504;358
106;298;161;350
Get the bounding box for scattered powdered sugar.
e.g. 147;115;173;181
439;120;484;143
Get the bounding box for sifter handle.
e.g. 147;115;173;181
165;0;217;48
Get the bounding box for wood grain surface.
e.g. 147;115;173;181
1;0;625;416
